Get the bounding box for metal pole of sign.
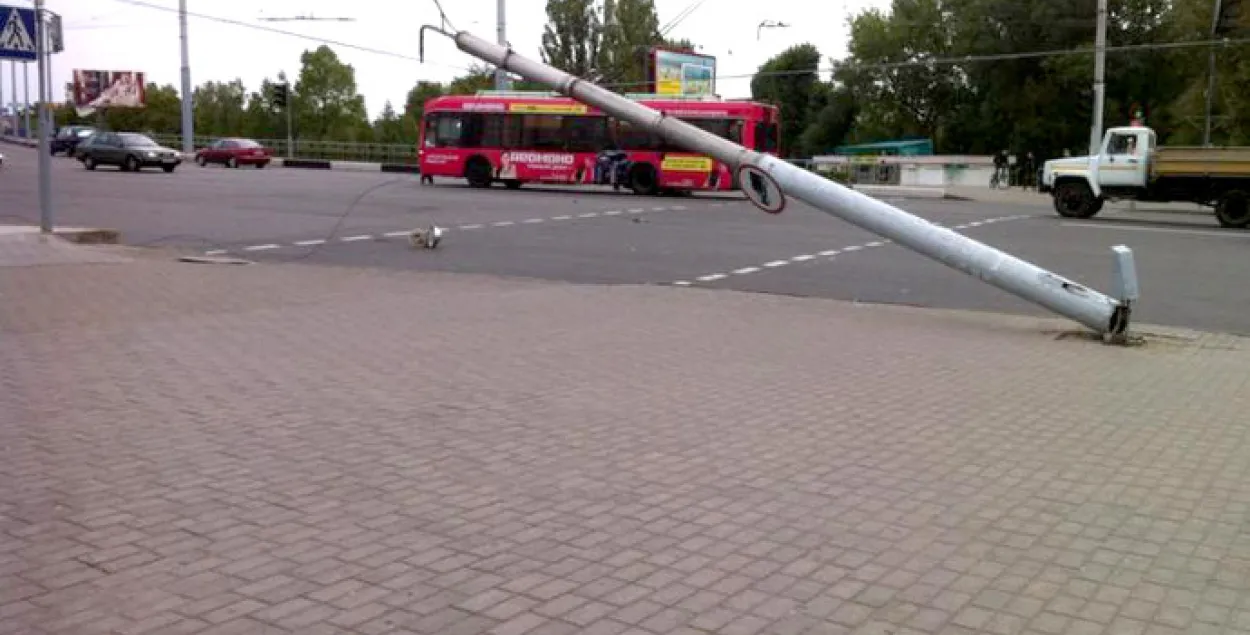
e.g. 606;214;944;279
22;61;30;138
419;27;1140;340
10;61;19;136
34;0;52;233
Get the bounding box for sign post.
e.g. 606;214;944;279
0;2;46;232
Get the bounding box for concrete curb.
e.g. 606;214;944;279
0;225;121;244
275;158;420;174
852;185;949;200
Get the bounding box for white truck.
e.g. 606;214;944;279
1039;126;1250;229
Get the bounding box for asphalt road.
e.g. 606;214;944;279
4;143;1249;334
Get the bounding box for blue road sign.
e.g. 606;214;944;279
0;4;37;62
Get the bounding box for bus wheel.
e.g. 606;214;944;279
465;157;493;188
504;179;522;190
629;164;658;196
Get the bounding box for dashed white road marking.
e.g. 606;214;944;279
202;204;697;256
1060;222;1249;238
671;214;1028;287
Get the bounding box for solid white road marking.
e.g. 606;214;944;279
200;204;697;256
1061;222;1250;238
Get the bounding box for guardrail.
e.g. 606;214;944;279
146;135;418;165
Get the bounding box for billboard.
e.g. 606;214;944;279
72;70;146;116
649;48;716;97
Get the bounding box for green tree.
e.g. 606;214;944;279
372;101;406;144
600;0;662;89
751;44;823;157
541;0;603;78
293;45;370;141
799;83;859;155
192;79;247;138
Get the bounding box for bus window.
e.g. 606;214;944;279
565;116;610;152
682;118;743;144
754;121;779;153
521;114;566;150
425;113;467;148
617;119;659;151
478;113;508;147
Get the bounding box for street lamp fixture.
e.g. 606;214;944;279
757;20;790;40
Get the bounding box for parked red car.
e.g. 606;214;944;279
195;137;273;168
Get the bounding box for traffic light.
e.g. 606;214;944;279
1216;0;1244;36
272;83;290;109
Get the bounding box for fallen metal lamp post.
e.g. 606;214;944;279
420;27;1140;341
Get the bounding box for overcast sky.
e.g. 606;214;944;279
3;0;890;118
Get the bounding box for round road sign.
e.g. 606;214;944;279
737;164;786;214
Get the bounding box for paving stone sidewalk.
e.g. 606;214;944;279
3;246;1250;635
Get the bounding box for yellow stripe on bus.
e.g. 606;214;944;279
661;156;714;172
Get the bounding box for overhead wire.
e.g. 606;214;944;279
110;0;1250;89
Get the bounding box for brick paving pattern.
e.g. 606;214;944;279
3;249;1250;634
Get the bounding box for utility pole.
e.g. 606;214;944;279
179;0;193;156
494;0;510;90
1088;0;1107;156
35;0;51;233
1203;0;1223;146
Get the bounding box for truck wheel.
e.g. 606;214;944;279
1215;191;1250;228
1053;182;1101;218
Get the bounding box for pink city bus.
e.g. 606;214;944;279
418;91;781;195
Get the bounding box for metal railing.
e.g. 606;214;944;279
147;134;418;165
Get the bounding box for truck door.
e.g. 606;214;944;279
1098;130;1149;190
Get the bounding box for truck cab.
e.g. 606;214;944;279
1040;126;1155;217
1040;126;1250;228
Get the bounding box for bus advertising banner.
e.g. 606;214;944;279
650;48;716;97
72;69;146;116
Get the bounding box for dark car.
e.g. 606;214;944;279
76;132;182;173
194;137;273;168
51;125;96;156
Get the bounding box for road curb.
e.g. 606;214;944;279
276;158;420;174
58;228;122;244
853;185;949;200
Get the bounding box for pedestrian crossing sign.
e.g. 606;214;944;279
0;5;37;62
